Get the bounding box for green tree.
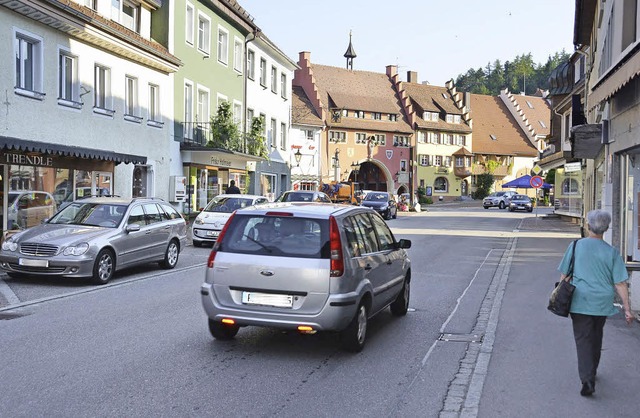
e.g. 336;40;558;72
209;101;241;151
246;116;268;158
486;59;505;92
473;173;494;199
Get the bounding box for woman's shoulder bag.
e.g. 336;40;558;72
547;239;578;317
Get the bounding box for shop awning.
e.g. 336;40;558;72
588;47;640;109
0;136;147;165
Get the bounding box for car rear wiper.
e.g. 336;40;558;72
242;233;273;253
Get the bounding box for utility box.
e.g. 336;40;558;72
169;176;187;202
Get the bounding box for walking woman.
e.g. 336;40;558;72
558;209;634;397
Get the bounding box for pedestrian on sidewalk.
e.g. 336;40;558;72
226;180;241;194
557;209;633;397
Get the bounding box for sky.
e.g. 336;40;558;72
237;0;576;86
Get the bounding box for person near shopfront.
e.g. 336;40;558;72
557;209;633;397
226;180;241;194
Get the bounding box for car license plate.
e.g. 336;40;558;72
18;258;48;267
242;292;293;308
206;231;220;237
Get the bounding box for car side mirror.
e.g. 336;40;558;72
397;239;411;249
126;224;141;233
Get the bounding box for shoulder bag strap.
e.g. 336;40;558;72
567;239;578;278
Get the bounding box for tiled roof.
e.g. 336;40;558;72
308;64;413;133
470;94;538;157
292;86;323;127
403;83;462;114
509;94;551;136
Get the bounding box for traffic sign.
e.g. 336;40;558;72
530;175;544;189
532;165;542;175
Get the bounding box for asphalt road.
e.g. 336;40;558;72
0;207;592;417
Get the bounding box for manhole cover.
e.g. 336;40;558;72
438;333;483;343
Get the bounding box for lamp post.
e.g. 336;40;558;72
350;161;361;190
332;149;340;181
294;149;302;167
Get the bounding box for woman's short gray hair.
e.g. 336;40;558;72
587;210;611;235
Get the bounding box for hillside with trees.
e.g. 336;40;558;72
454;51;570;96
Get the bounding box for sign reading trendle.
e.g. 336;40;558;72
530;175;544;189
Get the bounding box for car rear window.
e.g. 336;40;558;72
281;192;314;202
220;214;329;258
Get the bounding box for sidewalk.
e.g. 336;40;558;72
477;216;640;417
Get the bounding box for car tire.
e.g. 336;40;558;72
208;318;239;340
509;207;515;212
527;208;533;212
92;249;115;285
483;206;489;209
160;239;179;269
390;274;410;316
341;301;368;352
499;201;506;209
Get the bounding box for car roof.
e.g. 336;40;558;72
71;197;166;205
235;201;360;218
215;194;266;200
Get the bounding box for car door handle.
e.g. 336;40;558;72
145;230;152;235
364;264;372;270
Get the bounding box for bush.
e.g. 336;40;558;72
420;197;433;205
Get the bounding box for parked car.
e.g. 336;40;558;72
192;194;269;247
0;197;187;284
276;190;332;203
201;203;412;352
483;191;517;209
360;191;397;220
508;194;534;212
7;191;56;230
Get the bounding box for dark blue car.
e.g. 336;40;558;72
360;192;397;220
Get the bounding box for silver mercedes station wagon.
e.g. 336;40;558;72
0;197;187;284
201;202;411;352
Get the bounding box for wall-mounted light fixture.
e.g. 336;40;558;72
294;149;302;167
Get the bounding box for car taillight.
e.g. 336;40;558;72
207;212;235;268
329;216;344;277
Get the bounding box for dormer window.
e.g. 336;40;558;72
423;111;438;122
389;114;398;122
372;112;381;120
445;114;461;124
112;0;140;33
354;110;364;119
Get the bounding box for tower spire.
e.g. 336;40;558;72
344;30;356;70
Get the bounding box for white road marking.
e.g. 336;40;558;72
0;278;20;305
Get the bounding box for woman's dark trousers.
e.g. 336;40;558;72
570;313;607;384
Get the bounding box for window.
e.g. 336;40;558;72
600;9;614;76
58;51;78;105
14;31;43;96
247;50;255;80
259;113;266;137
389;114;398;121
434;177;448;193
428;132;439;144
400;160;407;172
197;88;209;125
355;133;367;144
435;156;443;166
455;156;464;167
84;0;97;10
417;132;426;143
375;134;386;146
423;111;439;122
94;65;112;113
394;135;409;147
125;76;139;118
184;81;193;123
217;27;228;64
185;3;194;45
233;38;242;72
329;131;346;143
373;112;381;120
304;129;314;141
233;102;242;127
259;58;267;86
148;84;161;124
269;118;277;149
419;154;430;166
562;178;580;195
454;115;461;124
197;13;211;54
622;0;637;51
444;156;452;167
280;122;286;149
121;0;139;32
271;66;278;93
245;108;255;135
280;73;287;98
354;110;365;118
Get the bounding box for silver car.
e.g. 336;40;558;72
201;202;412;352
192;194;269;247
0;197;187;284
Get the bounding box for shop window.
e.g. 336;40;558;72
133;166;148;197
434;177;448;193
562;178;579;195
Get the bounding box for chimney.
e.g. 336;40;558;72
386;65;397;77
407;71;418;83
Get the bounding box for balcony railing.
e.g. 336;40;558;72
453;166;472;177
177;122;265;157
471;164;510;177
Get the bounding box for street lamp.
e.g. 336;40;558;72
294;149;302;167
351;161;361;193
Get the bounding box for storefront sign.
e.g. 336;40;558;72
3;152;53;167
210;157;232;167
564;162;581;172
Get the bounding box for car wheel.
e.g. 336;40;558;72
208;318;239;340
483;206;489;209
499;201;506;209
509;207;514;212
341;301;368;352
92;249;114;285
527;208;533;212
390;274;410;316
160;239;179;269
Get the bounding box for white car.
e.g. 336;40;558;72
192;194;269;247
483;191;517;209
